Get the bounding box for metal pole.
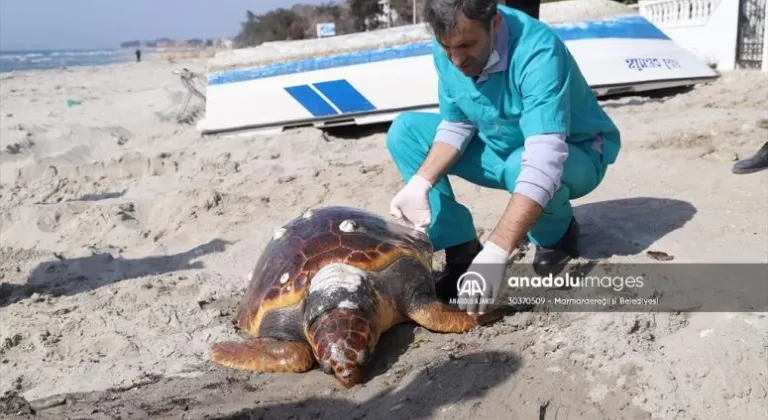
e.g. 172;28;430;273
413;0;417;24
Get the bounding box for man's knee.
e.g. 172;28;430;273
387;112;423;156
501;143;603;199
386;112;441;157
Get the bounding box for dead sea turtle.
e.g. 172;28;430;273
209;205;499;388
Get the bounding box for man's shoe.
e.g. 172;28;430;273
732;142;768;174
532;218;580;276
434;238;483;302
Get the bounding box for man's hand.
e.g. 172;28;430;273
458;240;510;315
389;175;432;232
390;142;462;232
456;193;544;314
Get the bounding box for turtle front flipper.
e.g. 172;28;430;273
405;295;504;333
210;338;315;373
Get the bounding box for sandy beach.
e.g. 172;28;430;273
0;51;767;420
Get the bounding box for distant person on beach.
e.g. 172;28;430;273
387;0;621;313
135;48;141;62
732;142;768;174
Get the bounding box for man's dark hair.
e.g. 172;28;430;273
422;0;498;38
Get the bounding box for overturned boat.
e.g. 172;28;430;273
198;0;719;136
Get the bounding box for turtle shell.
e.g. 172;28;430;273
236;206;433;335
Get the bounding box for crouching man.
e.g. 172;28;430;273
387;0;621;312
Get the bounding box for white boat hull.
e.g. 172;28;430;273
199;14;719;136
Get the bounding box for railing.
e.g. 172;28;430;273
172;68;207;124
639;0;720;25
639;0;761;71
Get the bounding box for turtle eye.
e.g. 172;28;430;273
320;361;333;374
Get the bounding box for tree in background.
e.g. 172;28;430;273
388;0;415;24
347;0;384;31
233;0;637;47
295;2;356;38
233;8;309;47
235;1;374;47
233;11;261;47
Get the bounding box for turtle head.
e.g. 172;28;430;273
304;263;380;388
307;306;375;388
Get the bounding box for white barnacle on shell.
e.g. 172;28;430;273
330;343;345;363
337;300;359;310
273;227;287;240
308;263;366;296
303;208;314;219
279;272;290;284
339;219;357;233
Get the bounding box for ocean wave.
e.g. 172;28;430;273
0;49;137;73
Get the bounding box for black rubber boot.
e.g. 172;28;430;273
434;238;483;302
732;142;768;174
532;217;580;277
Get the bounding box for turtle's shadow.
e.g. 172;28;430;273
0;238;232;308
363;324;417;381
24;350;522;419
223;350;522;419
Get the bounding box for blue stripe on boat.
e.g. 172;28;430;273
553;14;670;42
209;14;669;86
312;80;377;113
284;85;339;117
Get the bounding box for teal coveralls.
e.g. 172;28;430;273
386;5;621;251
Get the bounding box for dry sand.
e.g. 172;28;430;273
0;56;767;420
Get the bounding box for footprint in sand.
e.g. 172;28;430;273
36;209;64;233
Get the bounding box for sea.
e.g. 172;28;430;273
0;48;143;73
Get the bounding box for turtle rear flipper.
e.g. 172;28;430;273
406;295;504;333
210;338;315;373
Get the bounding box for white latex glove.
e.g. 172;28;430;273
390;174;432;233
457;240;510;315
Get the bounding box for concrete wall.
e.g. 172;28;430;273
640;0;768;72
640;0;745;70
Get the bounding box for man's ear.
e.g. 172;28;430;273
491;14;502;33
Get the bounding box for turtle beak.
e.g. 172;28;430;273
335;367;363;389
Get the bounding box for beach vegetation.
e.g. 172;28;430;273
232;0;638;47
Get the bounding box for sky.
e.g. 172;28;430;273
0;0;331;51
